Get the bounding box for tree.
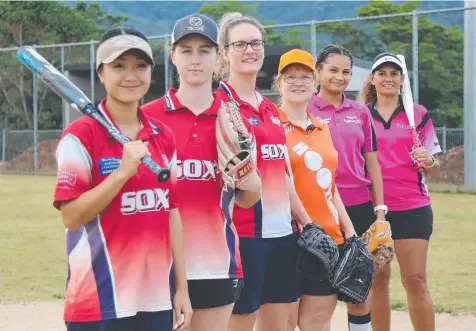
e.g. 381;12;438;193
0;2;128;130
316;0;464;127
198;1;307;47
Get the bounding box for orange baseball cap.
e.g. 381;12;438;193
278;49;315;74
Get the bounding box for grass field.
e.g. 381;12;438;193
1;174;475;315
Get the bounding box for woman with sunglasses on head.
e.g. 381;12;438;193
360;53;440;331
215;13;315;331
143;14;261;331
274;49;358;331
53;27;191;331
307;44;385;331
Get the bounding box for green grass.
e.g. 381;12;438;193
0;174;475;315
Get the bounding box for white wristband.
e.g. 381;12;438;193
374;205;388;215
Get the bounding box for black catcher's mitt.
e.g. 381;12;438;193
297;223;340;277
330;235;375;305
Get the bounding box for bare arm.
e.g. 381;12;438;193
235;188;261;209
169;208;188;292
59;141;149;232
286;174;312;227
333;186;356;239
363;151;386;220
425;157;440;177
59;170;129;231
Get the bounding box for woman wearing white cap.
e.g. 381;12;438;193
53;27;191;331
360;52;441;331
143;14;262;331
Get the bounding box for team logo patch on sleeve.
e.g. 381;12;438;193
99;157;121;176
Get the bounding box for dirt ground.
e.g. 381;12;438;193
0;301;475;331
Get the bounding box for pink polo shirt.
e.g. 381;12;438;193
307;94;377;207
368;102;441;211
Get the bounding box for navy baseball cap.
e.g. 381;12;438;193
171;14;218;46
371;52;403;73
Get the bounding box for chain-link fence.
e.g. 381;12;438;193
0;5;474;175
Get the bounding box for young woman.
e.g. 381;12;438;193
274;48;358;331
307;44;386;331
53;28;191;331
361;52;441;331
214;13;314;331
143;14;261;331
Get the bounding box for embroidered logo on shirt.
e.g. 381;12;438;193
315;116;327;125
344;115;361;124
56;171;77;190
396;123;412;129
99;157;121;176
248;117;260;125
270;116;282;126
283;123;294;135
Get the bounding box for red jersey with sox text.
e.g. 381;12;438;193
368;101;441;211
143;89;243;280
217;81;294;239
53;100;177;322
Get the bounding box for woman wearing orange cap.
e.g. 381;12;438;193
273;49;362;331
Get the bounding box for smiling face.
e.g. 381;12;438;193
318;54;352;95
224;22;264;76
171;34;217;87
278;64;317;105
370;63;404;98
98;50;152;105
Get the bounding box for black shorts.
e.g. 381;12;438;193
297;245;345;296
346;201;433;241
188;278;244;309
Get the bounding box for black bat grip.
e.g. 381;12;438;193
87;107;171;182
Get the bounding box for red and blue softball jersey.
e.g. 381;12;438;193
53;100;177;322
217;81;293;239
142;89;243;280
307;94;377;207
368;102;441;211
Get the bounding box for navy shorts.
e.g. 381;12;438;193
65;310;173;331
188;278;244;309
347;201;434;241
232;232;299;315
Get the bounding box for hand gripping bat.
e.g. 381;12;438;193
396;54;426;172
17;46;171;182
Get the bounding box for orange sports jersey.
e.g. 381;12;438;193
277;107;344;245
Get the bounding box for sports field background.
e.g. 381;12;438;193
0;174;475;316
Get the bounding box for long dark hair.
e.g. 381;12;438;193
315;44;354;93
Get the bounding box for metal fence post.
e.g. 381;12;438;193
442;126;447;153
310;21;317;61
464;1;476;191
89;40;95;104
32;45;39;175
412;10;419;104
2;128;6;162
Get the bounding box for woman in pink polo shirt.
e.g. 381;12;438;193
360;52;441;331
307;44;386;331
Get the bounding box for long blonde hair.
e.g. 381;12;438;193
214;12;265;81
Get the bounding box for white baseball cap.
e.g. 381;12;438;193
371;52;403;72
96;34;154;70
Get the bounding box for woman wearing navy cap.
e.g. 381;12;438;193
144;14;261;331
